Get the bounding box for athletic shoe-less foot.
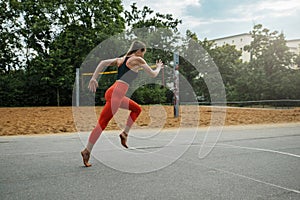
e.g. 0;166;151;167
119;132;128;148
81;148;92;167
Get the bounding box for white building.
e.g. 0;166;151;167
213;33;252;62
212;33;300;63
287;39;300;55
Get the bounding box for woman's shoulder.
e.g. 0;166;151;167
128;56;146;64
116;57;126;67
125;56;146;70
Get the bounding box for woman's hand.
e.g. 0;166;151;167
156;59;163;69
88;78;98;93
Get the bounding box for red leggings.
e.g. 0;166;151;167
88;81;142;144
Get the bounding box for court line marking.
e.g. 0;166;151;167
2;146;299;194
218;143;300;158
130;145;300;194
198;163;300;194
1;151;65;156
200;142;300;194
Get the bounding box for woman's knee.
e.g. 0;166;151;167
135;105;142;115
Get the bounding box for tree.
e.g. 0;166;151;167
0;70;26;106
121;3;182;105
131;84;167;104
179;30;242;103
0;0;23;73
24;0;125;106
295;53;300;68
0;1;183;106
124;3;181;31
243;24;294;100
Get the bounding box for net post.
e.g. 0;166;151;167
173;51;179;118
76;68;80;107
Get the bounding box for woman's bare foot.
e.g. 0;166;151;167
119;132;128;148
81;148;92;167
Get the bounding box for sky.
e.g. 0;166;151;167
122;0;300;40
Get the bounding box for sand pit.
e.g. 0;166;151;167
0;106;299;136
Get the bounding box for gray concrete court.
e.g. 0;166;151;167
0;123;300;200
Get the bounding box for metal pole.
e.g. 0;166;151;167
162;64;165;87
173;52;179;118
76;68;80;107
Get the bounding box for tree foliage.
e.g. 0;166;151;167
179;30;242;102
178;25;299;105
0;0;299;108
0;0;23;73
1;0;125;106
124;3;181;31
234;24;298;101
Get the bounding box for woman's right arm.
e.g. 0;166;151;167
137;58;164;78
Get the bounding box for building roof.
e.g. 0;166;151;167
211;33;251;41
286;39;300;42
212;33;299;43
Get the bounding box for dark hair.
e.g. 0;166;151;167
126;40;146;56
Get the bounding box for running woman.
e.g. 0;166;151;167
81;40;163;167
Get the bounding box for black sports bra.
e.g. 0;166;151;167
117;57;138;85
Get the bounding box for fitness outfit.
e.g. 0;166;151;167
88;57;141;145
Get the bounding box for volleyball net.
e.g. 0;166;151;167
75;65;183;116
74;52;184;117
